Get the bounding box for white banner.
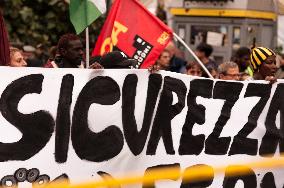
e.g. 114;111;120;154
0;67;283;188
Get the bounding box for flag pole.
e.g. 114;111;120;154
86;27;90;68
173;33;214;79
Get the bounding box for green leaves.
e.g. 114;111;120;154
1;0;105;47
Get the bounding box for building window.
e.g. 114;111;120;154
190;25;228;47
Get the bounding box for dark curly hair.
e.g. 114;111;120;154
57;33;80;51
196;43;213;57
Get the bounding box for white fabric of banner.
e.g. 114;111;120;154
0;67;283;188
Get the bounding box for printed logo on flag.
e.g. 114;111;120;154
157;32;171;45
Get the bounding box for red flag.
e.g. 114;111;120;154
92;0;173;68
0;11;10;66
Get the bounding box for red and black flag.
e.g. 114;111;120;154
92;0;173;68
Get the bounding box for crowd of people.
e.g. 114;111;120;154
6;32;284;84
155;41;283;83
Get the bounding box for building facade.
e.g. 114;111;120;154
167;0;277;64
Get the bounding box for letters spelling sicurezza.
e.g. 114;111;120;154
0;73;283;163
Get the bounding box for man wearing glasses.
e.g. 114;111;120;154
218;61;240;81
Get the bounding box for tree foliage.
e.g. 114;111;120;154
0;0;105;47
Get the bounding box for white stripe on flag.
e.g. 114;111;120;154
90;0;106;14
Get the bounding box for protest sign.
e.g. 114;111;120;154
0;67;283;187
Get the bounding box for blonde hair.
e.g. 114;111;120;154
9;47;22;60
8;47;27;67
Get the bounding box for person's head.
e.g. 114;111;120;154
48;46;58;61
208;67;218;79
165;41;176;58
156;49;171;70
218;61;240;81
250;47;278;78
22;45;36;60
195;43;213;59
35;43;45;56
231;47;251;71
57;33;84;66
9;47;27;67
186;62;202;77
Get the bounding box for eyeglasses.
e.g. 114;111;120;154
223;73;240;77
188;70;202;75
